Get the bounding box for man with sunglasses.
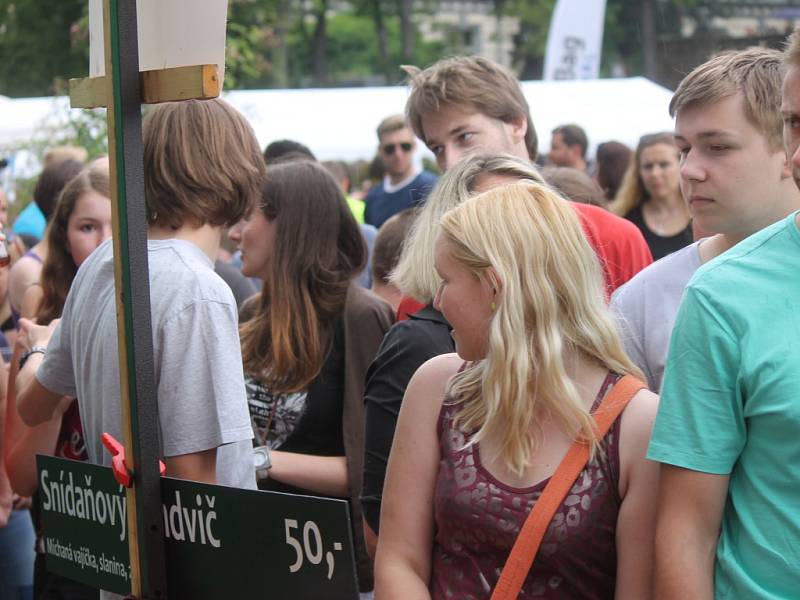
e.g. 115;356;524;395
364;114;437;229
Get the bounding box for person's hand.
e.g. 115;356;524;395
12;494;31;510
0;482;10;527
17;318;60;353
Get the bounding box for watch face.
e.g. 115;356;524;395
253;448;267;469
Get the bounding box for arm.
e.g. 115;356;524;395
363;521;378;559
165;448;217;484
19;284;42;322
361;322;433;545
646;284;740;599
15;319;63;427
615;388;660;600
0;360;12;526
7;257;42;316
5;328;71;496
268;453;347;497
375;353;461;600
653;466;728;600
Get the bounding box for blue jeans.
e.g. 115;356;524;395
0;509;35;600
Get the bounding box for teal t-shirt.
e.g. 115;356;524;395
648;212;800;599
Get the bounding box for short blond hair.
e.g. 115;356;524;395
669;47;785;151
441;182;642;475
403;56;538;160
391;153;544;302
143;98;265;229
376;114;409;142
784;26;800;66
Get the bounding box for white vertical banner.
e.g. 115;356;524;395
88;0;228;82
543;0;607;80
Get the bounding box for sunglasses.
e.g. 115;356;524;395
382;142;413;155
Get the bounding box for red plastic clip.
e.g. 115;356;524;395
101;433;166;488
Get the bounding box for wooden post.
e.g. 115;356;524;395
102;0;167;597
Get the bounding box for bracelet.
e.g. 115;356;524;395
19;346;47;369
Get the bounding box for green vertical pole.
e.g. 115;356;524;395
102;0;167;597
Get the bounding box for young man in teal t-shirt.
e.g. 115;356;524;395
648;36;800;598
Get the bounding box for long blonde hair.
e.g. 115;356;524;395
440;182;643;476
391;153;544;303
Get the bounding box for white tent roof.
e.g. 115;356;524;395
1;77;674;164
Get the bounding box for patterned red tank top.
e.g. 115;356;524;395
430;373;622;599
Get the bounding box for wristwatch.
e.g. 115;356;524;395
253;445;272;480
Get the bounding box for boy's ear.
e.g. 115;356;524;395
508;115;528;145
781;152;793;180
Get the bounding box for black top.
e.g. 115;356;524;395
625;204;693;261
249;319;347;496
361;305;454;532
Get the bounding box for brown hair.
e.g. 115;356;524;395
403;56;538;160
609;132;678;217
33;158;84;222
372;208;416;284
552;124;588;157
37;164;110;325
376;114;409;141
143;99;265;230
669;47;785;151
239;160;366;393
595;141;632;200
541;166;605;207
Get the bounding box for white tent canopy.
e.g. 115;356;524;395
1;77;674;168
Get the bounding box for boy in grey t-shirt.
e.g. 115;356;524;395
16;99;266;489
610;48;800;392
611;241;701;391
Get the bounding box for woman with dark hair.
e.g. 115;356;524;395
610;133;692;260
595;141;632;201
6;163;111;600
7;158;84;328
230;159;393;595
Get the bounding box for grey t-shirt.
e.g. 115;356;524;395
610;241;702;391
37;238;255;491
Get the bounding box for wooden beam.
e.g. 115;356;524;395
69;63;220;109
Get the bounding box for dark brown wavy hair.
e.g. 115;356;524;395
239;160;366;393
36;164;110;325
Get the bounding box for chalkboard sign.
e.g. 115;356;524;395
37;456;359;599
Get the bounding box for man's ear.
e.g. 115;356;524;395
781;150;793;180
508;115;528;145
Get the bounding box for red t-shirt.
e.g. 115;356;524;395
571;202;653;297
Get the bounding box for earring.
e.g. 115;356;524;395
490;301;496;312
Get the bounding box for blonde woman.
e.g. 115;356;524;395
610;133;691;260
376;182;659;599
361;155;544;553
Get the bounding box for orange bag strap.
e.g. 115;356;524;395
490;374;646;600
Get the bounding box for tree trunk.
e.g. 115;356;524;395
373;1;391;83
312;0;329;86
399;0;414;63
641;0;657;80
272;0;290;87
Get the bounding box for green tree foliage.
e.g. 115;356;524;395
494;0;555;79
0;0;87;97
495;0;686;80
